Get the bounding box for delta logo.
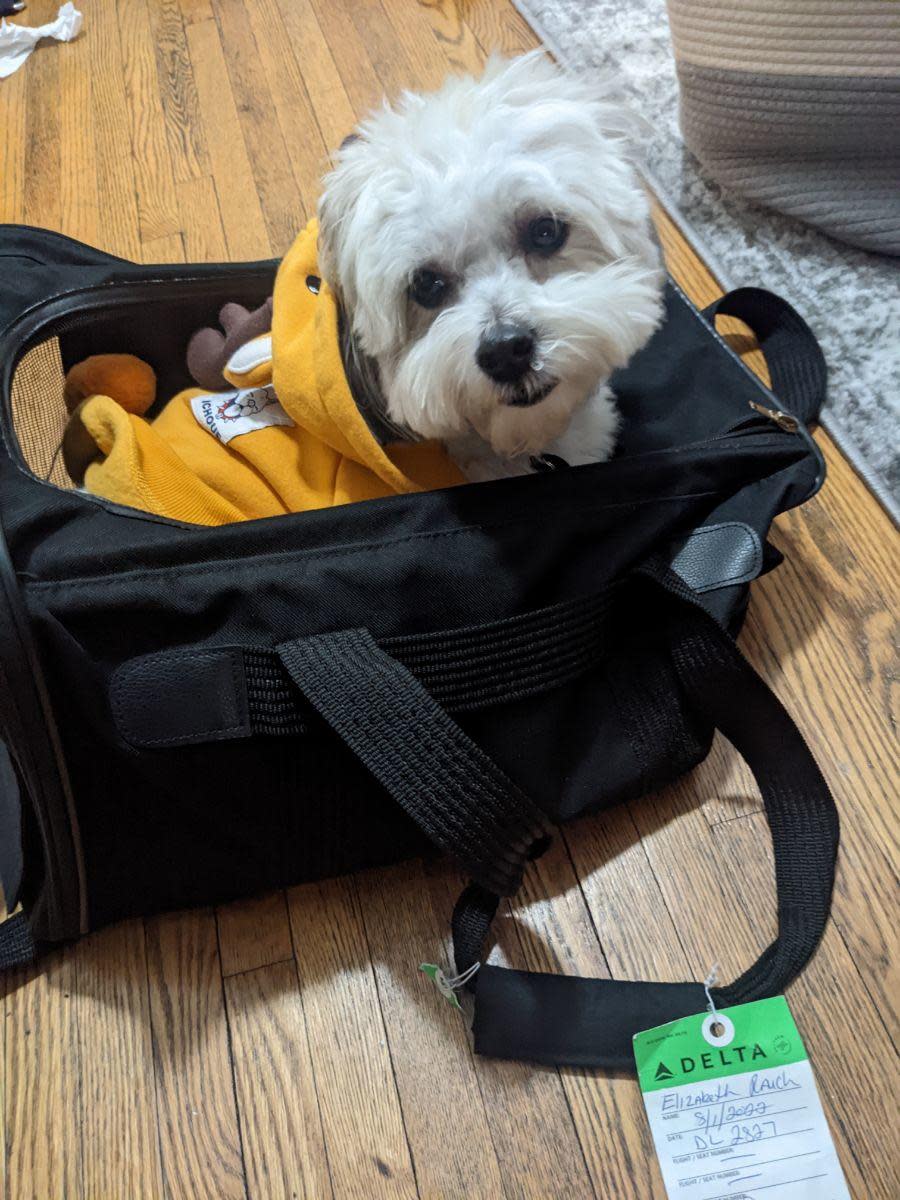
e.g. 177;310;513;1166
655;1043;767;1080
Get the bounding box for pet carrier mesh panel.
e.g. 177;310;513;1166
0;226;838;1070
11;338;71;488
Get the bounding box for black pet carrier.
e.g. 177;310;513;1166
0;226;838;1070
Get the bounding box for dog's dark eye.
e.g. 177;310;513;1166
525;216;569;255
409;268;450;309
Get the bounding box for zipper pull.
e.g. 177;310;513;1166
748;400;800;433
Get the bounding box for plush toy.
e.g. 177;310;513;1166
186;298;273;391
64;354;156;416
61;303;271;485
62;355;156;485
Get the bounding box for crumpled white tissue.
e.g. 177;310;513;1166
0;3;82;80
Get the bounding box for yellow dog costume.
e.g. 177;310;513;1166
70;220;463;525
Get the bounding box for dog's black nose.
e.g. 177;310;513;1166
476;323;535;383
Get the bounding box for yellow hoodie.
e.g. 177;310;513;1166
79;220;464;524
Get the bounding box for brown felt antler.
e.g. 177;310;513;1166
186;297;273;391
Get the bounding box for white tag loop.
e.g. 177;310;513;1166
703;960;720;1016
419;960;480;1009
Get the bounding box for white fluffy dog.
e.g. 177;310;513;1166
318;53;664;481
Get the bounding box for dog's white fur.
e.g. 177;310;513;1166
318;53;663;479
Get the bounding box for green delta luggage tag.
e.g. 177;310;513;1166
633;996;849;1199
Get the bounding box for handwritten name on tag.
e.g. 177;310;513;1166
634;996;849;1200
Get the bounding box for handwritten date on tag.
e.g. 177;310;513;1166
633;996;849;1200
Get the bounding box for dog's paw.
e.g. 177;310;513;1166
546;385;620;466
482;393;577;459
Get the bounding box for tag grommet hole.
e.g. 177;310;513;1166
701;1012;735;1048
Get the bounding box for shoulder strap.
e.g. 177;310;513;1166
454;564;838;1067
277;564;839;1070
703;287;827;426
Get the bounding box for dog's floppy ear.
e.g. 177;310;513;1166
316;131;370;300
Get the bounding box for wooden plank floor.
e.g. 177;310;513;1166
2;1;898;1196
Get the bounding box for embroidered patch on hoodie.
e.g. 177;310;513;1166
191;385;295;444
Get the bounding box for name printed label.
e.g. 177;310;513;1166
191;385;294;444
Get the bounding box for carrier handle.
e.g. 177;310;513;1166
454;562;839;1068
278;562;838;1071
702;287;827;426
276;631;551;899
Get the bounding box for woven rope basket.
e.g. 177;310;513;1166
666;0;900;255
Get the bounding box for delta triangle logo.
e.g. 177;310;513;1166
654;1061;674;1082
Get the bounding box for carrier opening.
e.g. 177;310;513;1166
3;248;819;529
5;265;277;505
5;257;466;526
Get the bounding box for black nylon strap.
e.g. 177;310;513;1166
277;629;550;896
0;911;36;969
473;970;708;1069
666;590;838;1005
268;562;835;1067
703;287;827;426
460;568;839;1068
273;570;837;1068
258;589;611;729
111;589;614;749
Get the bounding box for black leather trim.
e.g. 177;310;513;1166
111;647;250;749
669;521;762;594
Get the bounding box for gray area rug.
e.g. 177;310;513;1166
513;0;900;519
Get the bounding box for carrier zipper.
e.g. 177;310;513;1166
748;401;800;433
748;399;824;501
